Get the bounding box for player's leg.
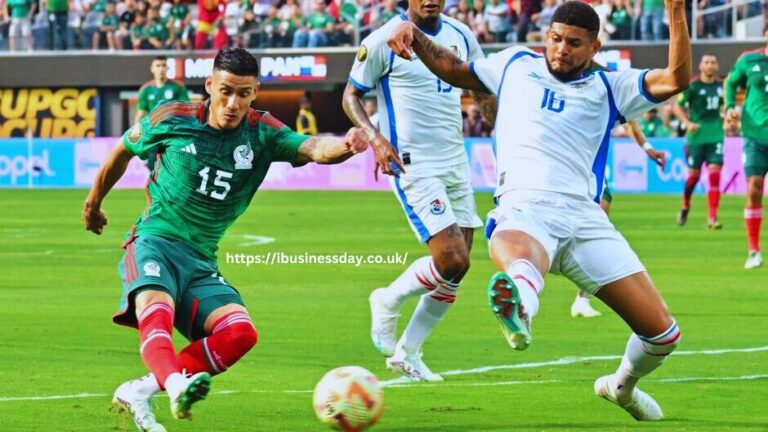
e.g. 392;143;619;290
706;142;725;229
559;209;676;421
743;138;767;268
572;186;612;318
679;145;702;226
594;273;678;421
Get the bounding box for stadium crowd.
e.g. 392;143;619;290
0;0;756;51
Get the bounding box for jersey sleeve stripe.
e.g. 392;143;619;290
349;77;373;93
497;51;541;99
593;71;622;203
260;112;287;129
150;103;197;126
380;75;398;152
637;69;665;104
386;51;396;75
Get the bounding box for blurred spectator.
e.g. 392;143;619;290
47;0;70;49
591;0;612;41
698;0;727;38
93;0;118;49
168;0;191;48
364;99;378;129
292;0;334;47
639;108;672;137
115;0;136;49
470;0;490;43
237;8;260;47
296;96;318;135
374;0;402;28
259;5;290;47
463;104;492;137
640;0;664;40
81;1;105;49
528;0;557;42
252;0;272;18
485;0;509;43
517;0;541;42
608;0;633;40
454;0;470;26
145;7;169;48
195;0;227;49
7;0;36;51
130;11;148;48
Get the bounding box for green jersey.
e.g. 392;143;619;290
726;49;768;141
169;4;189;28
8;0;34;18
304;12;334;30
676;78;724;145
138;80;189;114
121;101;310;259
639;116;670;137
146;21;170;44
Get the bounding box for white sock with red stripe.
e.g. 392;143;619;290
614;321;681;399
399;266;460;352
382;256;445;307
505;260;545;319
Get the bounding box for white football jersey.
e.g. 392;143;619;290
470;46;663;201
349;14;485;171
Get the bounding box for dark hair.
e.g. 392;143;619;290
551;2;600;37
213;48;260;78
154;55;167;62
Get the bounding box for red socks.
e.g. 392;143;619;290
683;174;699;209
177;312;258;376
707;169;721;221
745;206;763;252
138;303;181;387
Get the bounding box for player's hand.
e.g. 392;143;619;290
725;108;741;122
345;127;369;154
371;134;405;181
83;201;108;235
686;121;700;133
387;22;416;60
724;108;741;135
646;148;667;169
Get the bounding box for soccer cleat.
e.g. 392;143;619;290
676;208;689;226
594;374;663;421
571;296;602;318
487;272;531;351
169;372;211;420
385;346;443;382
708;219;723;230
369;288;400;357
744;251;763;269
111;376;167;432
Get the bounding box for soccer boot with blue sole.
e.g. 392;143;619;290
487;272;531;351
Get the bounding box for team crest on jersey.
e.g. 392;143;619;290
430;199;446;215
752;64;761;72
127;123;142;144
357;45;368;62
450;45;459;56
234;143;254;169
143;261;161;277
164;89;174;99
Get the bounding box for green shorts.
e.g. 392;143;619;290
685;142;724;169
601;180;613;204
113;234;245;341
743;138;768;178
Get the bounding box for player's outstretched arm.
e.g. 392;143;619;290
295;128;369;165
641;0;691;100
83;141;135;235
626;119;666;169
387;22;488;93
342;83;405;179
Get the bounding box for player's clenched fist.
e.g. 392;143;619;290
83;201;108;234
345;127;370;154
387;22;416;60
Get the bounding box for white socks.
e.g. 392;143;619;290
163;373;187;399
505;259;545;318
614;321;681;398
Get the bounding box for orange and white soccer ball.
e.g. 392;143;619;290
313;366;384;431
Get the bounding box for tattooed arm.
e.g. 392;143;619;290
472;91;497;128
387;22;488;93
295;128;369;165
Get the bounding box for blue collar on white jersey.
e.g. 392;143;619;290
400;12;443;36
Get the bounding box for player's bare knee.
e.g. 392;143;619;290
133;288;174;317
433;250;470;282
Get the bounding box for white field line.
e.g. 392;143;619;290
1;345;766;403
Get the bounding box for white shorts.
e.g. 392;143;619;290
486;190;645;294
390;163;483;243
10;17;32;38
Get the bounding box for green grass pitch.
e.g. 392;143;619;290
0;189;766;431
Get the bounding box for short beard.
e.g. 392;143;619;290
545;58;590;82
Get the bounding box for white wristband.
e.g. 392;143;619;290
641;142;653;151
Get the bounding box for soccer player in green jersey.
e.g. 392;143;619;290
673;54;725;229
725;26;768;269
136;56;190;172
82;48;369;431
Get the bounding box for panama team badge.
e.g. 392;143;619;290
430;199;446;215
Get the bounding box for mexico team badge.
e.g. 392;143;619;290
430;199;446;215
143;261;161;277
234;144;254;169
127;123;142;144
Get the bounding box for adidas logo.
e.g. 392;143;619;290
753;64;761;72
181;143;197;155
